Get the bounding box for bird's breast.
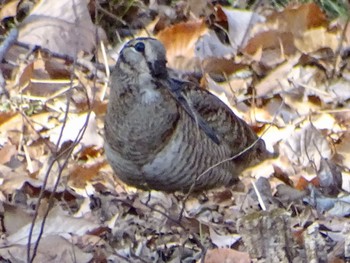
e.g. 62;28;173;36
140;89;161;104
107;94;179;165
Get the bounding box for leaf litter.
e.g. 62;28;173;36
0;0;350;262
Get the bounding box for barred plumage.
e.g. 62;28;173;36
104;38;269;192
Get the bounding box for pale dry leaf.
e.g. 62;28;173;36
256;96;297;125
204;74;246;108
317;158;342;196
255;54;300;96
311;113;343;133
0;235;93;263
256;125;286;153
0;165;40;194
327;79;350;103
14;0;104;57
342;171;350;193
36;155;68;192
219;7;265;52
294;27;339;53
247;160;275;180
209;228;241;248
281;123;332;169
49;112;103;149
305;187;350;216
196;31;235;59
3;203;33;236
30;112;58;131
15;60;34;90
5;206;100;246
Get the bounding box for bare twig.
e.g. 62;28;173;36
0;28;19;95
331;17;350;79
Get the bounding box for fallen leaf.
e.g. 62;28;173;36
0;0;20;20
0;144;17;165
157;20;207;70
13;0;105;57
205;248;250;263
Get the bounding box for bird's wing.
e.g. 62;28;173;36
167;78;220;145
167;78;259;152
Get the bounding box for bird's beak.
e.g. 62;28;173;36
149;60;168;78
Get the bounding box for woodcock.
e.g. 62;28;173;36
104;37;270;192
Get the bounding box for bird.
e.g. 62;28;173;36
104;37;270;193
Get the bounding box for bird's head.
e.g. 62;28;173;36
116;37;168;80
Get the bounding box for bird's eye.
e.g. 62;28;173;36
134;42;145;52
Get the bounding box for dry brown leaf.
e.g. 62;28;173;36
157;20;207;70
202;57;249;80
68;161;106;190
0;0;20;20
267;3;327;37
0;112;22;136
17;61;34;89
0;144;17;165
205;248;250;263
335;131;350;170
244;31;296;67
0;235;93;262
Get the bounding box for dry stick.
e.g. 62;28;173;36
190;233;207;263
139;197;188;230
331;17;349;79
28;8;100;255
0;28;18;96
238;0;265;51
138;194;209;261
117;196;192;261
12;41;106;78
28;85;92;263
252;180;267;211
27;73;93;263
95;0;126;26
